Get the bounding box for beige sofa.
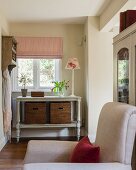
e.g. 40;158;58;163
23;102;136;170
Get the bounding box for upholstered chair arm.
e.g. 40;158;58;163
24;140;77;164
24;163;131;170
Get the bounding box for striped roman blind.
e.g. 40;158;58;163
16;37;63;59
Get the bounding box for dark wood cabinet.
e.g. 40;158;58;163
2;36;17;71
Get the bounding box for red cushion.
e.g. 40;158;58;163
70;136;100;163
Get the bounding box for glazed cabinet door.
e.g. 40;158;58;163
113;35;135;105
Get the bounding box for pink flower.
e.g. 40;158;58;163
68;62;76;69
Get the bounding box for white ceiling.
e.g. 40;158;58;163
0;0;112;23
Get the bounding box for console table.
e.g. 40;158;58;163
16;96;81;142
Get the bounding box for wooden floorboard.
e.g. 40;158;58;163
0;140;28;170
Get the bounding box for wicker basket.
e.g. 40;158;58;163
24;102;46;124
50;102;71;124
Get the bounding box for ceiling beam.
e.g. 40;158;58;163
100;0;136;32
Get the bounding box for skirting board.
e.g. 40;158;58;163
0;136;7;151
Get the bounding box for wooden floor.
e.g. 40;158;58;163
0;140;28;170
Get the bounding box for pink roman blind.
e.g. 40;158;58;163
16;37;63;59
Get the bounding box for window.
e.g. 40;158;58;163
12;58;61;91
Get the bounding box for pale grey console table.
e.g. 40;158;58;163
16;96;81;142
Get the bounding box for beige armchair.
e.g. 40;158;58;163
24;102;136;170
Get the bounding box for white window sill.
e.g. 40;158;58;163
12;89;52;93
12;91;52;93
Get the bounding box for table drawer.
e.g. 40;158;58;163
50;102;71;124
24;102;46;124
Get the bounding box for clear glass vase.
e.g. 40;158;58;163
58;89;64;96
54;88;64;96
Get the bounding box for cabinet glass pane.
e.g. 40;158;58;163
117;48;129;103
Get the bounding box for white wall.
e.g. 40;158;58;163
0;12;9;150
86;17;113;141
84;20;89;134
0;27;4;150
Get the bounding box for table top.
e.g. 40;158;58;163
16;95;81;102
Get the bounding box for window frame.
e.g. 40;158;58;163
11;58;61;92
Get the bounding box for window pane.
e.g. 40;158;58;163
39;59;55;87
17;59;33;87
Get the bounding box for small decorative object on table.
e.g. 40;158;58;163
18;73;32;97
31;91;44;97
52;80;69;96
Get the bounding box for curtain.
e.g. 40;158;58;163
16;37;63;59
2;69;12;141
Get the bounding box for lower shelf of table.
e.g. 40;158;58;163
19;122;79;128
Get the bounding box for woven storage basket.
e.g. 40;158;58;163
24;102;46;124
50;102;71;124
